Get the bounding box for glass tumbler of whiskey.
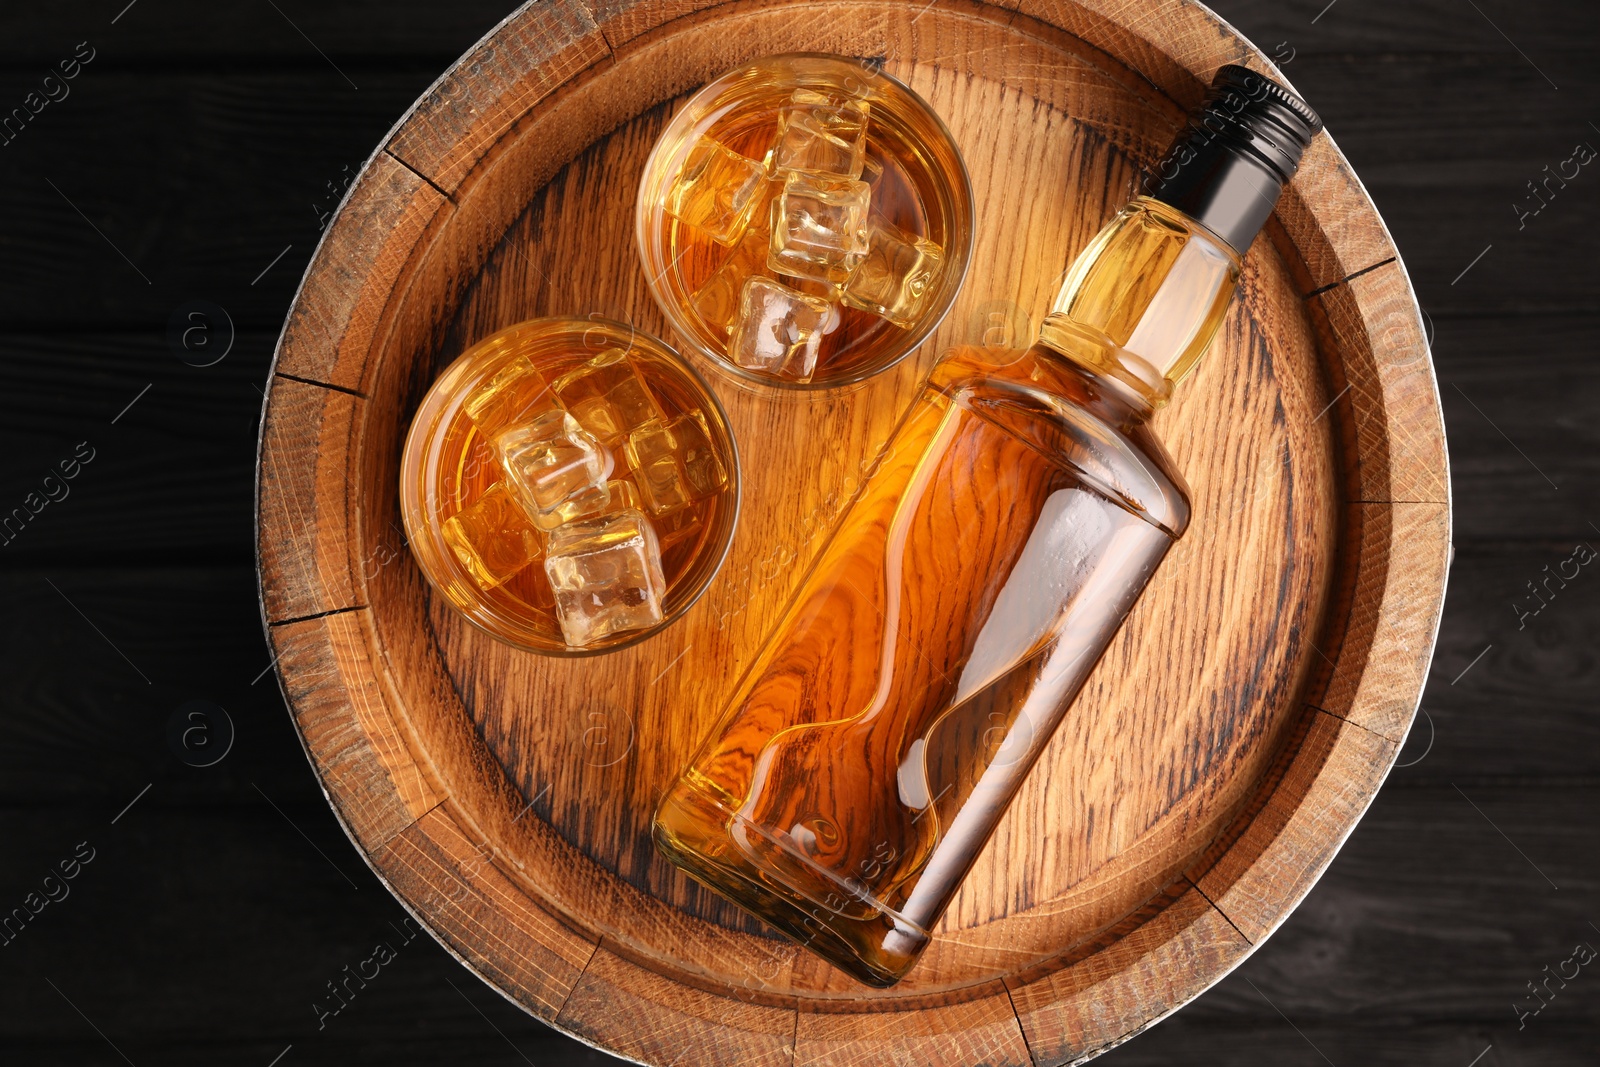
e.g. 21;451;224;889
653;66;1323;985
400;317;739;654
636;53;974;388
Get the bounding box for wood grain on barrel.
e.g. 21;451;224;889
796;984;1033;1067
1191;710;1397;944
556;946;797;1067
268;607;446;851
259;379;361;622
276;151;452;392
255;0;1450;1062
380;805;598;1018
1007;886;1250;1064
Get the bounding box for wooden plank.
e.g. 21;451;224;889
1314;261;1449;508
0;2;513;62
795;983;1033;1067
1044;1020;1599;1066
0;804;584;1056
7;0;1594;66
1186;781;1600;1022
257;377;360;623
276;150;452;393
1433;311;1590;541
0;567;287;803
4;540;1581;819
1273;133;1399;294
1275;55;1600;317
1418;541;1600;778
269;608;446;854
378;804;598;1021
1010;4;1410;297
1193;711;1396;945
0;330;267;559
1006;888;1251;1065
385;0;613;195
586;0;725;50
1209;0;1600;56
555;943;797;1067
997;0;1252;113
1315;502;1451;741
13;782;1597;1058
0;71;457;330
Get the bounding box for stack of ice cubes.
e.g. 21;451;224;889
441;349;727;648
667;86;947;383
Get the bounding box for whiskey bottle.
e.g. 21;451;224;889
653;66;1322;987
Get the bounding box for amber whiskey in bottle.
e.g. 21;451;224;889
654;67;1323;986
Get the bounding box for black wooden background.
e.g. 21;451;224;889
0;1;1594;1064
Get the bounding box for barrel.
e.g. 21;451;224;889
255;1;1450;1063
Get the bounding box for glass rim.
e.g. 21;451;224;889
634;51;976;392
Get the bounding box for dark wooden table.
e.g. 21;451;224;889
0;2;1593;1064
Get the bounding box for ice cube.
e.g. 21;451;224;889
624;410;730;515
545;508;667;646
692;188;778;335
463;355;558;439
768;173;871;286
726;276;833;382
655;506;704;550
496;410;615;531
666;137;769;245
788;277;843;334
840;218;946;328
693;260;758;339
861;152;883;186
550;477;639;526
441;482;543;591
772;89;870;180
592;478;641;518
552;347;666;447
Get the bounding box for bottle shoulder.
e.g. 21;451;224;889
928;344;1192;537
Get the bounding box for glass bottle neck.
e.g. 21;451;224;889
1035;196;1242;412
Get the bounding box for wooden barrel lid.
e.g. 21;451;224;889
255;0;1450;1062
